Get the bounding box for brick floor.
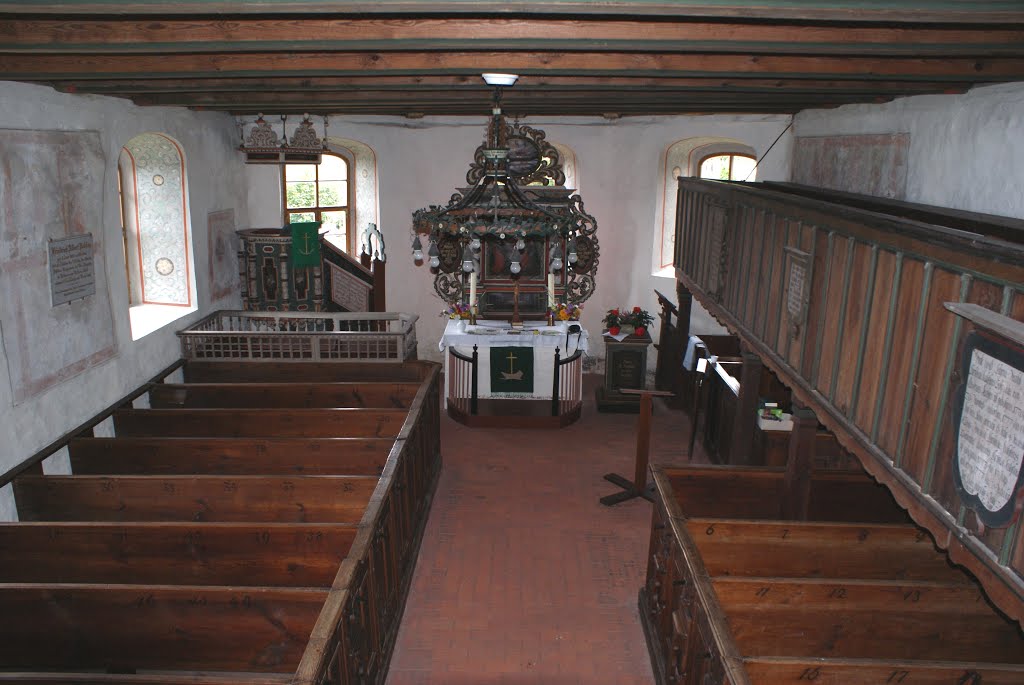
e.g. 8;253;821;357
387;375;694;684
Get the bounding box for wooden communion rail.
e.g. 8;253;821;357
0;357;441;685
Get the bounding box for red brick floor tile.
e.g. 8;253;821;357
386;375;693;684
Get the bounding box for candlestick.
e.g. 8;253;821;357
547;273;555;309
469;272;478;308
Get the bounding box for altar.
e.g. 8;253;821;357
408;77;599;428
439;319;589;427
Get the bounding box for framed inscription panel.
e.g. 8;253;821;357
784;246;811;339
951;329;1024;528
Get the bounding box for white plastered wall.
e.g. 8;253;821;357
0;81;247;519
246;114;793;363
793;81;1024;220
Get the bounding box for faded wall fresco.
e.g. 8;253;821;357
792;133;909;199
0;129;116;404
207;208;237;301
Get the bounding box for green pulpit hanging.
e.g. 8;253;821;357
290;221;321;268
490;347;534;394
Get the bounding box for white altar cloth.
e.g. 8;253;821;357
439;319;588;401
439;319;589;356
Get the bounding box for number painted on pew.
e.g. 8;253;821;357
223;480;237;492
887;670;910;683
797;666;820;680
705;524;715;536
257;531;271;544
136;594;155;608
230;594;253;609
903;590;921;602
755;587;770;597
828;587;847;599
781;528;789;539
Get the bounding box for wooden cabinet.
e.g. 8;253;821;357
596;332;652;412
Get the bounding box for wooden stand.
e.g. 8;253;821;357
600;388;674;506
596;331;652;413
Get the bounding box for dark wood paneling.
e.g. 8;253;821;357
14;475;377;522
182;360;430;384
69;437;391;475
112;408;407;438
149;382;419;409
0;522;356;587
672;178;1024;624
0;585;327;672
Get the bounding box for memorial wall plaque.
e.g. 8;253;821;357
48;233;95;306
784;246;811;339
952;330;1024;528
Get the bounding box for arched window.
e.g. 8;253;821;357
283;153;351;250
118;133;196;339
699;153;757;181
656;139;756;274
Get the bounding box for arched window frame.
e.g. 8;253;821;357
656;139;756;274
698;152;757;181
282;151;354;252
118;132;197;340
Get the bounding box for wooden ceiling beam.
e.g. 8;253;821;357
0;1;1021;24
2;18;1022;56
139;90;873;108
5;51;1024;81
47;76;973;96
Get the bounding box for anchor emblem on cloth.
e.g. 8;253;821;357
296;232;317;256
501;351;524;381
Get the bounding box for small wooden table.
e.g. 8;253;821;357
600;388;675;506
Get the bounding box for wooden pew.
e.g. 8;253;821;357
1;357;443;685
641;466;1024;685
666;465;908;523
0;585;326;672
182;360;430;384
717;578;1023;663
149;381;419;409
68;437;392;475
686;518;968;582
112;408;408;438
14;475;377;522
0;522;356;587
0;675;293;685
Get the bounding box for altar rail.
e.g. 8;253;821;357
178;310;418;362
674;178;1024;624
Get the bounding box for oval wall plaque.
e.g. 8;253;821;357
952;330;1024;528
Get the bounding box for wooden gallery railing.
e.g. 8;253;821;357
673;177;1024;624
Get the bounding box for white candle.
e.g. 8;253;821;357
469;272;477;308
547;273;556;309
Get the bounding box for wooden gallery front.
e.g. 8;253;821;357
642;179;1024;684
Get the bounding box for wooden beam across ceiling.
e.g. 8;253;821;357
0;1;1022;116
